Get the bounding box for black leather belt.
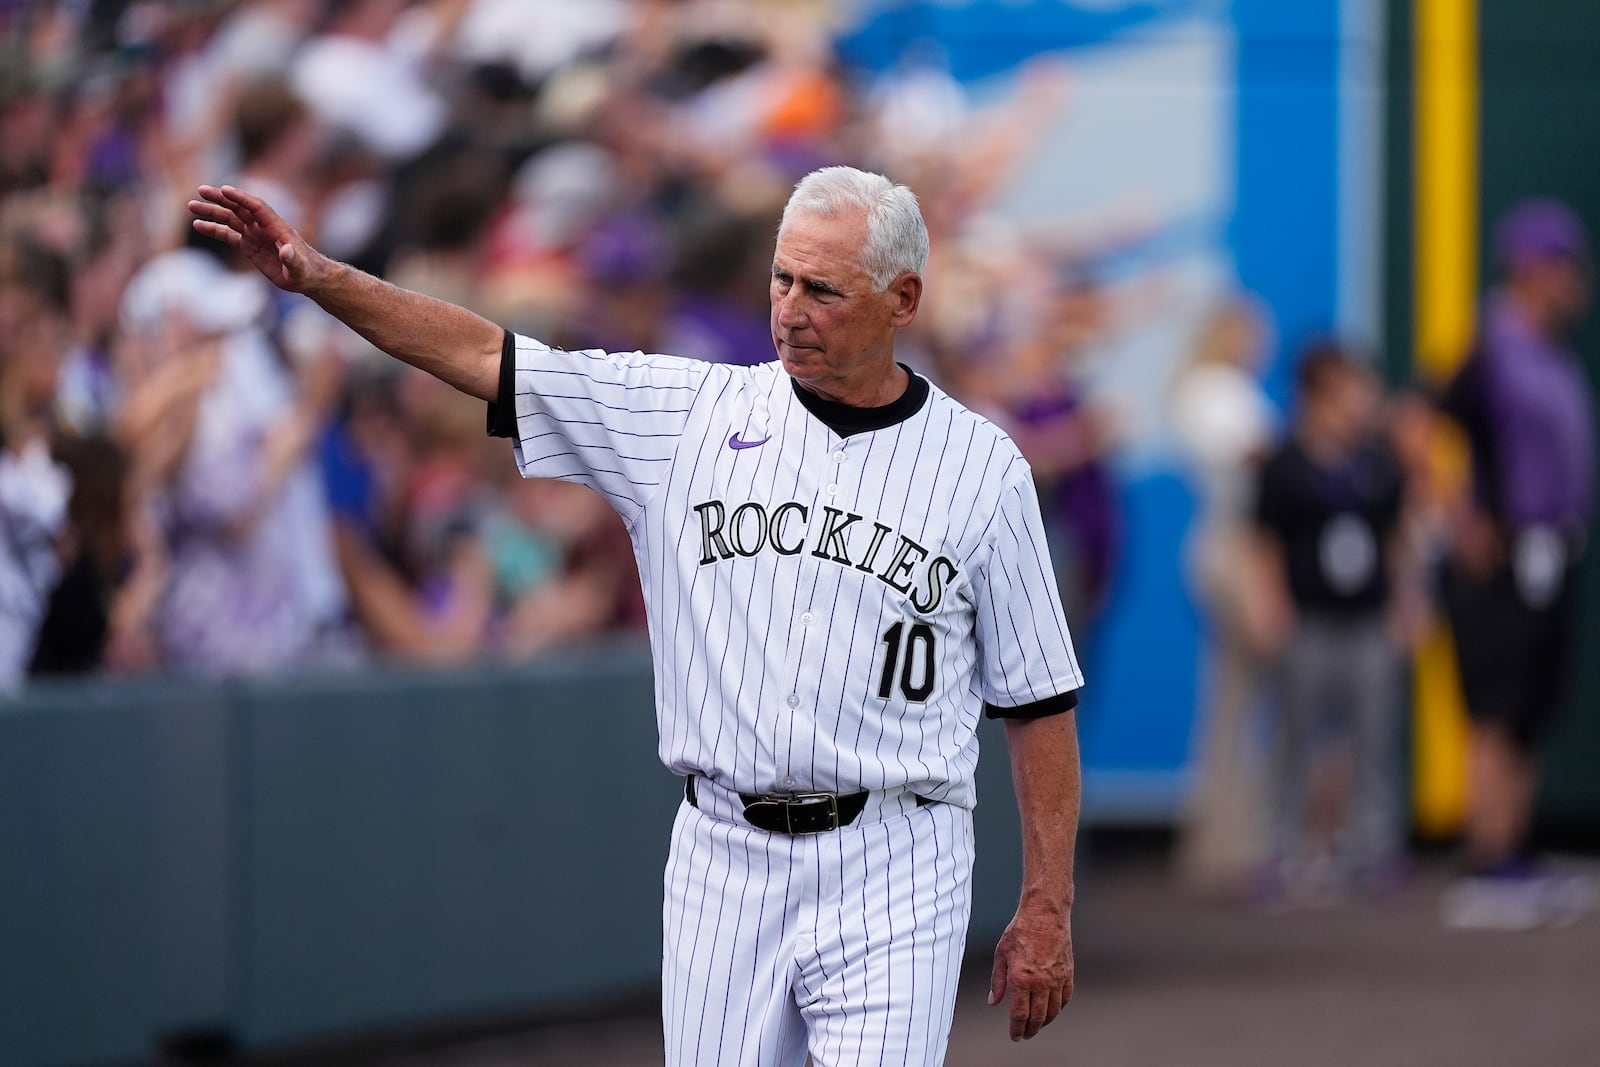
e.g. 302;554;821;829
685;777;928;834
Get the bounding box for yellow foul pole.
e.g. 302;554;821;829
1413;0;1477;836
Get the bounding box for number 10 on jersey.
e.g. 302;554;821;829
878;621;936;702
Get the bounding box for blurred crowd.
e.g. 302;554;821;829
0;0;1121;686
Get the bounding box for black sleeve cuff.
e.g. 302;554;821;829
984;689;1079;720
486;328;517;439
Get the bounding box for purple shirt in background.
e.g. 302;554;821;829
156;426;314;676
662;296;774;367
154;334;316;676
1012;389;1118;616
1476;295;1596;528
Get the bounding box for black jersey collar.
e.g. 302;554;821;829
790;365;929;438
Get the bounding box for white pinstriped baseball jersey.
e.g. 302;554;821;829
493;331;1083;810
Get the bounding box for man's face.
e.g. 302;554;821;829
769;208;917;398
1542;256;1592;329
1310;364;1380;448
1513;254;1592;333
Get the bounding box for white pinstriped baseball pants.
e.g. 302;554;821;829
662;791;975;1067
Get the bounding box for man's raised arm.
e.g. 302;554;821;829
188;185;501;402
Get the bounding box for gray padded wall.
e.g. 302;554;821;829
0;683;233;1065
0;644;1034;1063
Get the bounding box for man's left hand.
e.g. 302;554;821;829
988;900;1074;1040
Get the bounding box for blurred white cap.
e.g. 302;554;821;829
120;249;269;338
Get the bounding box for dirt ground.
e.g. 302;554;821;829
244;854;1600;1067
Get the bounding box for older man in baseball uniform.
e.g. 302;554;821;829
191;165;1083;1065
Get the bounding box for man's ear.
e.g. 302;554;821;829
888;271;923;328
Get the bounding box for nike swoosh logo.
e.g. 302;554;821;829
728;432;770;450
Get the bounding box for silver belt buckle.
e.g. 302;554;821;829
784;792;840;834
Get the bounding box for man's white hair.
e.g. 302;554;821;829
780;166;929;291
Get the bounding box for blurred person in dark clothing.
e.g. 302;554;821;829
1436;199;1596;930
1252;344;1408;905
0;238;73;688
0;79;59;196
28;433;165;677
386;149;510;314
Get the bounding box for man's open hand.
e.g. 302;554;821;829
989;901;1074;1041
188;185;323;294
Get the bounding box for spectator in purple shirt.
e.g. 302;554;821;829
660;210;778;367
1437;198;1597;930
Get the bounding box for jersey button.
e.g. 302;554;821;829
826;483;839;496
800;612;814;626
832;450;846;464
786;694;800;708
